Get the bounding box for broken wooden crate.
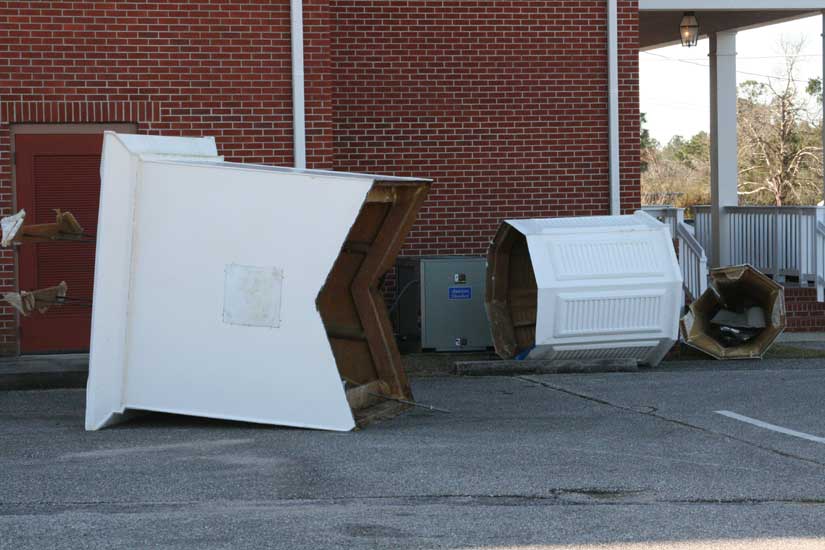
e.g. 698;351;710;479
85;132;429;431
485;211;682;367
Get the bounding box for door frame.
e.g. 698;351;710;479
9;123;136;355
11;123;137;210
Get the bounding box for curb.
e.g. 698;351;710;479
454;358;639;376
0;355;88;390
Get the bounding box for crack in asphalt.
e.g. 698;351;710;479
516;375;825;469
1;494;824;516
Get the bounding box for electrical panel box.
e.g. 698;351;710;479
393;256;493;353
395;256;492;352
422;257;492;351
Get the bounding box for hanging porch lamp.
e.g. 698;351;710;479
680;12;699;47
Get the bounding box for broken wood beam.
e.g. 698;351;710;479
326;325;367;342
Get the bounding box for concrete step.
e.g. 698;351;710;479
0;354;88;390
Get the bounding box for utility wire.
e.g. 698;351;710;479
665;54;822;60
642;51;816;85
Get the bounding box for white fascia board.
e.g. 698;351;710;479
505;211;661;237
641;0;825;10
112;132;219;158
169;159;431;184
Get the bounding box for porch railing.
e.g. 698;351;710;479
693;205;825;286
641;206;684;237
816;221;825;302
692;206;712;256
641;206;708;301
676;220;708;302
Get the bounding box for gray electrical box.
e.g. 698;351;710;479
394;256;492;352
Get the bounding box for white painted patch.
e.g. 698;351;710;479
716;410;825;444
223;264;283;328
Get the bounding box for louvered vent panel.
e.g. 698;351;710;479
32;154;100;316
556;294;662;337
552;240;663;280
552;346;655;361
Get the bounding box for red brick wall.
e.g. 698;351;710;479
0;0;644;354
331;0;641;256
618;0;641;212
304;0;335;169
785;287;825;332
0;1;303;354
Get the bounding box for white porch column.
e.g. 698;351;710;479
709;31;739;268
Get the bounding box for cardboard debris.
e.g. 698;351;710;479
1;209;25;247
3;281;68;316
680;265;785;360
0;209;86;246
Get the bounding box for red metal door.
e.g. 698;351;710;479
15;134;102;353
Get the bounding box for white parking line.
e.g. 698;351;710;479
715;410;825;444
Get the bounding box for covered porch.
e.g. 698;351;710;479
639;1;825;311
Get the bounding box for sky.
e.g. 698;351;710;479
640;15;824;146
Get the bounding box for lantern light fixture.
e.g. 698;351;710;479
680;12;699;47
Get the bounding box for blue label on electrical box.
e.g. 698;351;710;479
448;287;472;300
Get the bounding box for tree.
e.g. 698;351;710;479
641;37;823;208
641;133;710;207
640;112;659;173
666;132;709;169
737;39;822;206
807;76;822;105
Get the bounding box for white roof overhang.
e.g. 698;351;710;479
640;1;825;50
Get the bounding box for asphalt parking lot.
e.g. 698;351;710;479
2;358;825;549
